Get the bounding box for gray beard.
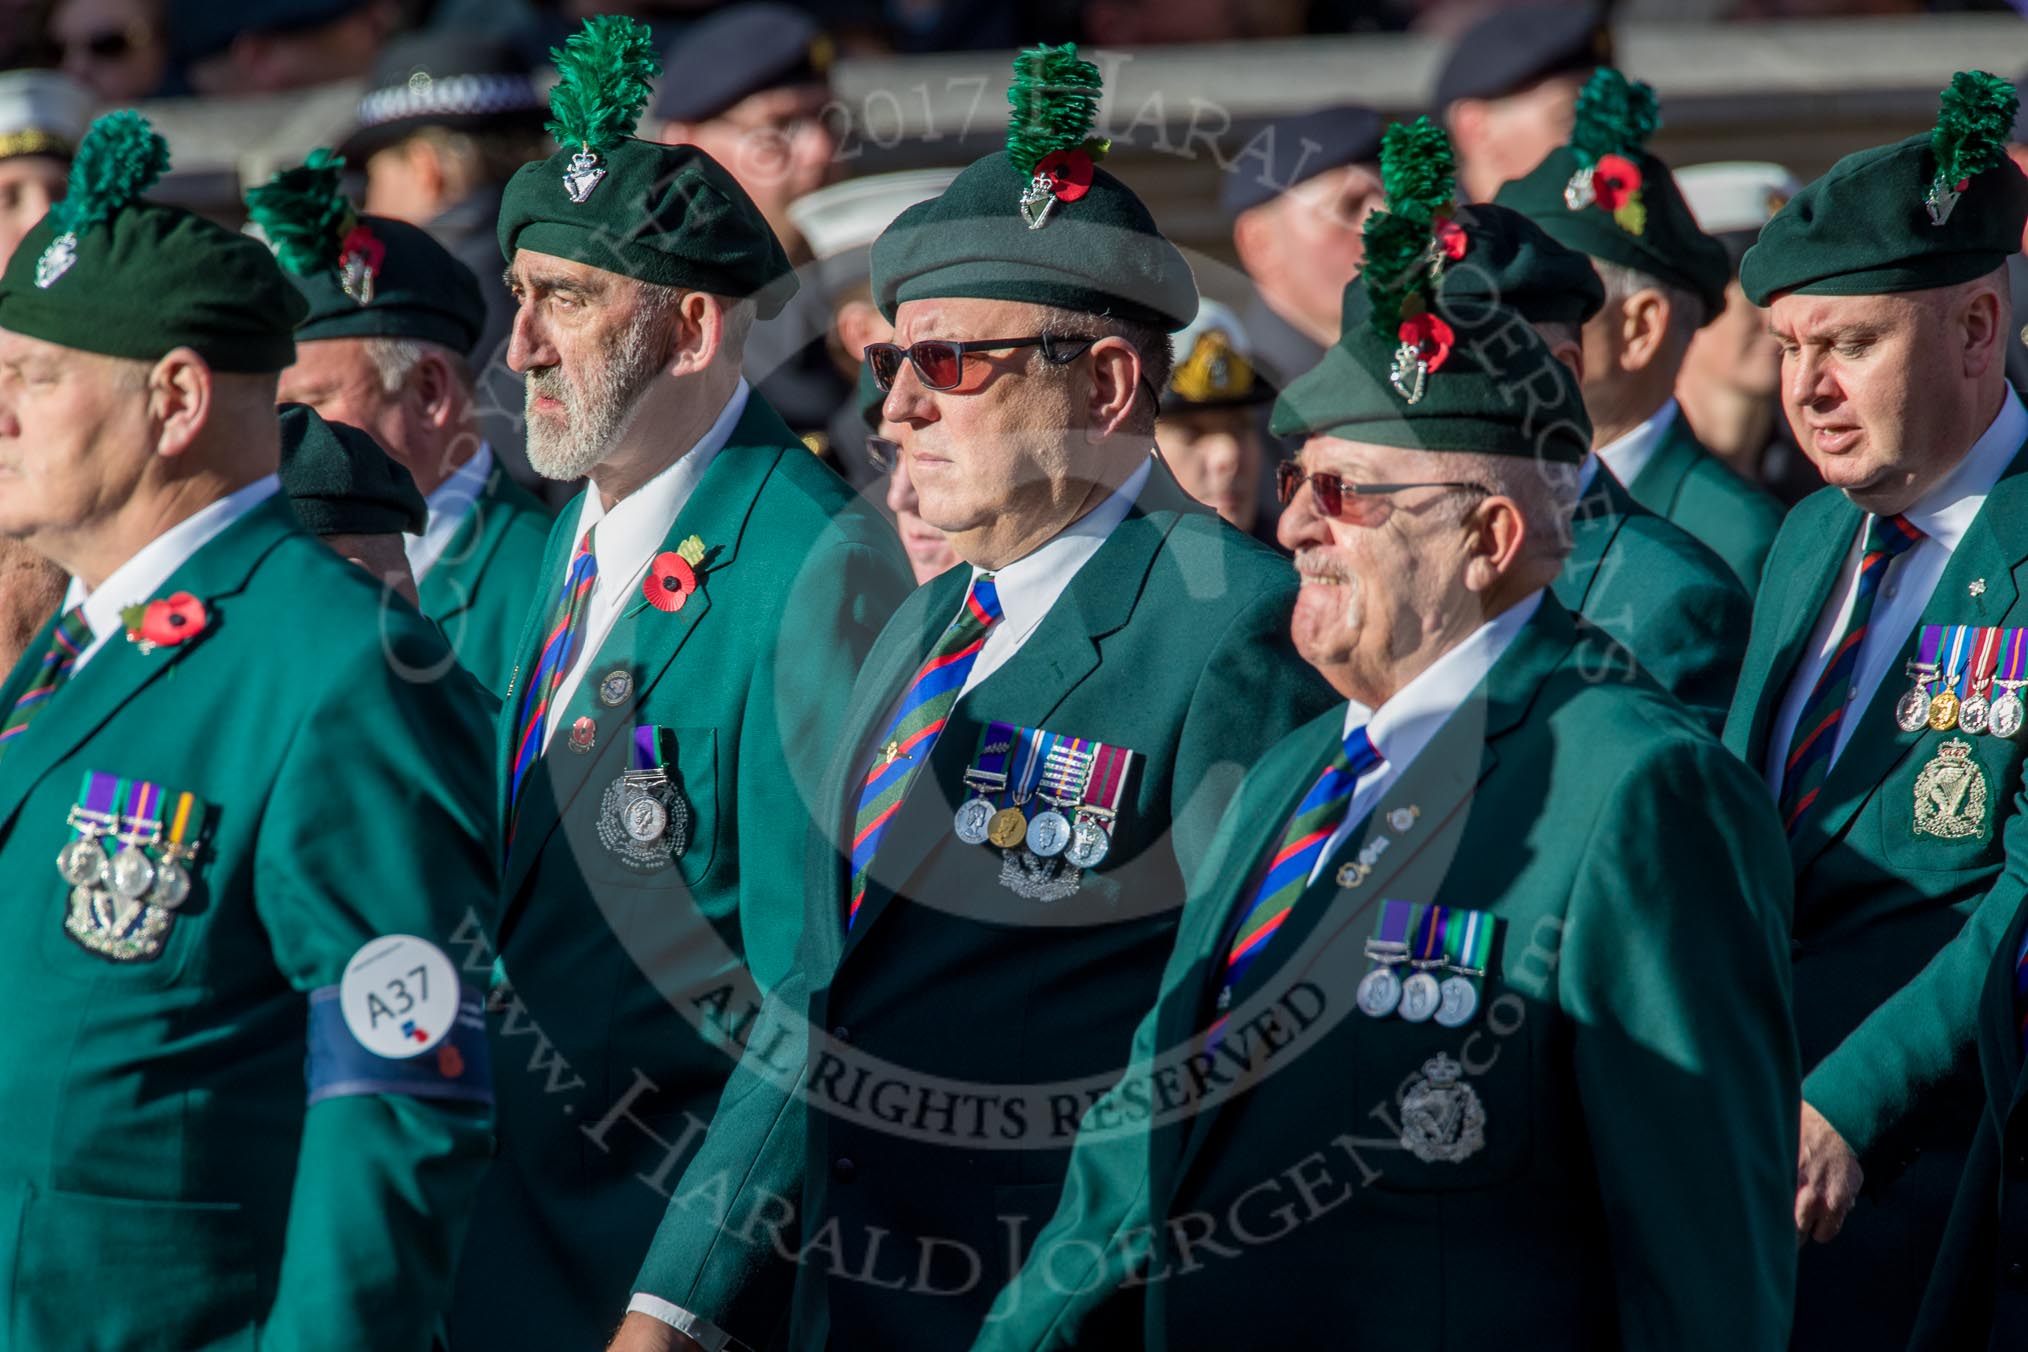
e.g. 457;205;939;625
524;309;668;481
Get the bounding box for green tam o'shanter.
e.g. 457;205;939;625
0;110;306;372
1491;68;1729;322
496;15;796;317
1273;116;1590;462
246;149;488;355
1739;71;2028;304
278;402;427;538
869;42;1197;330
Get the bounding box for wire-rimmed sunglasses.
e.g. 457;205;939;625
1275;462;1489;525
865;334;1101;392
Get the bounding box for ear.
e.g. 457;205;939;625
147;348;212;460
1549;338;1584;383
1231;206;1275;286
667;291;731;377
1084;336;1143;440
1445;99;1486;158
1617;288;1672;375
1460;492;1527;594
410;349;456;431
1960;282;2004;380
834;300;887;360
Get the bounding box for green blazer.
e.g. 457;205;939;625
450;396;911;1350
977;599;1799;1351
1905;896;2028;1350
0;496;498;1352
1551;463;1751;730
1624;406;1785;596
1724;444;2028;1345
629;461;1341;1351
417;461;553;700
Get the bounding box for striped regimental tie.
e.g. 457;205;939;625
1778;512;1924;835
1213;727;1386;1023
506;526;598;838
846;574;1002;929
0;607;92;763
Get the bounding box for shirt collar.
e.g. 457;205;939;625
1899;386;2028;551
967;455;1153;632
63;475;282;649
406;442;494;583
1593;398;1678;492
1341;590;1544;766
571;379;750;586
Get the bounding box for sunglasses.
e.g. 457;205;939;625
865;334;1100;393
61;27;137;61
865;434;900;473
1275;462;1488;525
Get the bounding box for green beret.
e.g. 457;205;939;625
1438;201;1605;327
1493;68;1728;323
0;112;305;373
278;403;427;537
496;16;795;318
1272;118;1589;462
1740;72;2028;304
247;150;487;355
870;45;1197;331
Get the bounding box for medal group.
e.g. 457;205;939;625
55;771;207;961
1356;900;1496;1028
951;722;1136;884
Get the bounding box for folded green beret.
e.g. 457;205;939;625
870;45;1197;331
247;150;487;355
1272;118;1589;462
278;403;427;537
1493;68;1728;323
1437;201;1604;327
496;16;795;318
0;112;305;373
1740;72;2028;304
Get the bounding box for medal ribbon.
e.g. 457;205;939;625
1941;624;1972;695
1077;743;1134;832
1411;904;1447;967
968;721;1018;790
1040;736;1092;806
1368;897;1415;957
127;779;162;845
1001;725;1052;811
2004;628;2028;684
70;770;119;841
631;725;659;773
1966;626;2005;697
163;790;204;853
1448;909;1494;977
1917;624;1944;684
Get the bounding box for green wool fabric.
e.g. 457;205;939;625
277;403;427;537
1740;133;2028;303
1437;201;1605;325
870;150;1198;331
497;140;796;316
0;203;305;372
1270;285;1591;462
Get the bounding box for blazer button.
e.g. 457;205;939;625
833;1157;857;1183
831;1026;851;1044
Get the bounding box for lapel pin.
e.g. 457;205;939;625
1971;578;1988;598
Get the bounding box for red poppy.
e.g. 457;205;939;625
643;552;698;613
341;224;386;273
1035;148;1095;203
1398;313;1456;372
437;1043;466;1078
1433;218;1469;261
1590;154;1642;211
139;592;208;647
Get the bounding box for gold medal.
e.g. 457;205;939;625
1928;689;1960;731
987;807;1027;848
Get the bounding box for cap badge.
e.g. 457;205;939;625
564;148;607;205
337;223;385;306
34;231;79;290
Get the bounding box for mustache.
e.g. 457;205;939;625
1294;549;1353;584
526;368;570;402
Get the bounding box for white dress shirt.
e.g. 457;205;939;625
1765;388;2028;794
540;381;749;747
625;455;1153;1345
1594;397;1679;493
1310;590;1541;883
63;475;281;672
405;443;495;584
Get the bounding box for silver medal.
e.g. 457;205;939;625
1398;970;1442;1023
149;859;191;911
57;837;103;887
1026;809;1071;858
1896;686;1934;733
953;796;994;845
1357;965;1402;1018
596;776;691;872
108;846;155;901
1961;693;1993;735
1433;975;1479;1028
1994;691;2026;739
622;790;669;844
1064;816;1111;869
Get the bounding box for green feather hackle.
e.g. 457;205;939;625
545;14;661;154
1006;43;1106;175
51;110;169;237
1362;211;1439;338
244;148;355;278
1569;67;1659;166
1931;70;2017;187
1379;117;1455;221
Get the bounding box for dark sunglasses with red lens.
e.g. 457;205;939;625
864;334;1101;392
1275;462;1488;524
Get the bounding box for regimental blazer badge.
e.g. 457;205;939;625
1913;737;1989;840
1399;1053;1487;1164
55;772;208;962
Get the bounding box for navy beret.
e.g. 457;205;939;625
1431;4;1611;112
1220;105;1385;217
651;2;834;124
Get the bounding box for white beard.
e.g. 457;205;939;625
524;308;668;481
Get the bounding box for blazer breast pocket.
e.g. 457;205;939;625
579;725;719;889
1351;991;1535;1193
1880;730;2018;874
